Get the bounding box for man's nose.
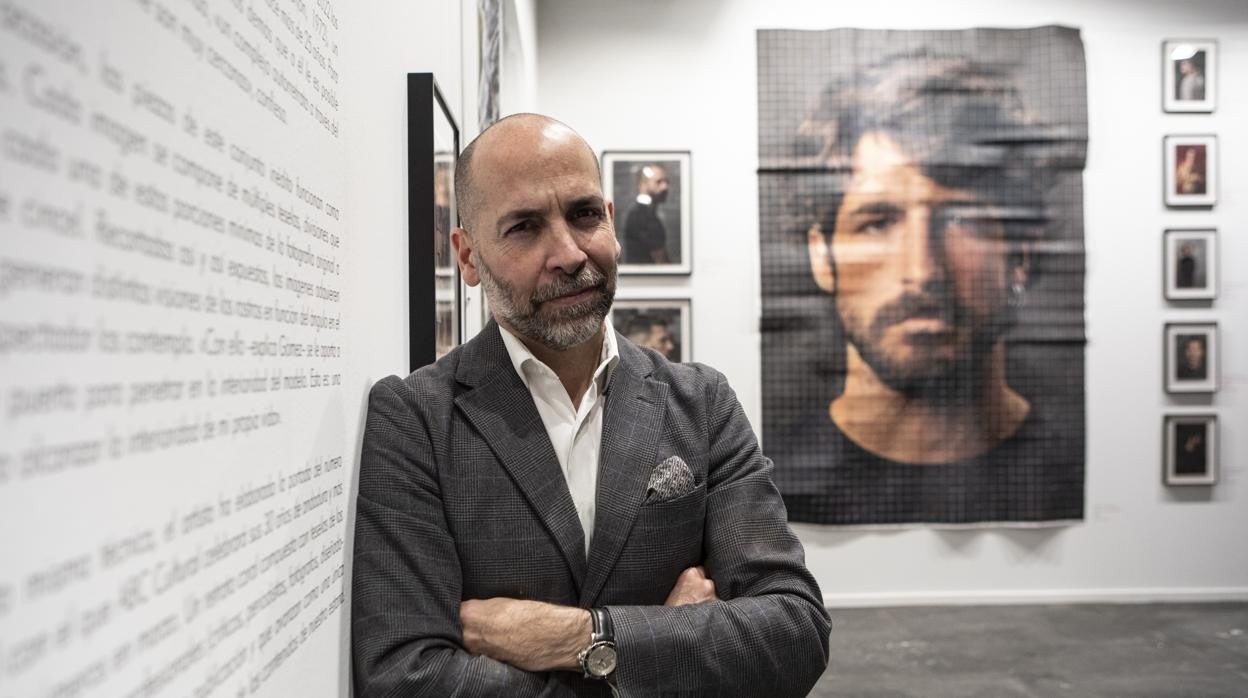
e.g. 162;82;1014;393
899;209;943;287
546;219;588;274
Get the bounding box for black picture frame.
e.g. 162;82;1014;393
1163;228;1217;301
1164;322;1219;394
1163;414;1218;486
1164;134;1218;208
408;73;461;372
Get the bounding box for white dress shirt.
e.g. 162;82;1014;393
498;319;620;554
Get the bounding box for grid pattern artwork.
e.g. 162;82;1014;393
757;26;1089;526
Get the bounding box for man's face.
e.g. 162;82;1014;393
812;131;1016;396
639;165;670;204
642;324;676;359
1184;338;1205;370
454;122;620;350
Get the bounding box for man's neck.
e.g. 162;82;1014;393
830;343;1030;464
508;322;606;410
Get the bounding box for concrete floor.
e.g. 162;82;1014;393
812;603;1248;697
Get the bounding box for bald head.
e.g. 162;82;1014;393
454;113;601;234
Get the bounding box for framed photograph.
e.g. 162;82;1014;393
1164;414;1218;486
602;151;692;275
1165;322;1218;394
1164;135;1217;207
408;73;461;371
1163;40;1216;113
1164;229;1217;301
612;298;691;362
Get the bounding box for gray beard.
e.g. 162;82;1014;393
476;252;616;351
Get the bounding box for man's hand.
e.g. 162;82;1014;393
665;566;718;606
459;598;591;672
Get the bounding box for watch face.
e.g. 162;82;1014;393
586;643;617;677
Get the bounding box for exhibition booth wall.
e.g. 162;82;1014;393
535;0;1248;605
0;1;484;695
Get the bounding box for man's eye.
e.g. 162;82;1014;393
573;207;605;223
938;210;998;237
855;213;898;234
504;220;534;236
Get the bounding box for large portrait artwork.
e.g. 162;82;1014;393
758;27;1089;526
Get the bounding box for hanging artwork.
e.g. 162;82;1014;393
408;73;461;370
612;297;692;362
1162;39;1217;113
603;151;693;274
757;26;1089;526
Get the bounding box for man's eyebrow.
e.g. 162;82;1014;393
565;195;605;211
844;201;903;217
493;207;544;231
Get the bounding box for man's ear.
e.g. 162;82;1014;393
1008;242;1033;289
807;225;835;293
606;199;621;259
452;227;480;286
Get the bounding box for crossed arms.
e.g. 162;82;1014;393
351;370;831;696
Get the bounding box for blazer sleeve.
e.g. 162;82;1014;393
606;369;832;697
351;376;563;697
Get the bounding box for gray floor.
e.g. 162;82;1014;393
811;603;1248;698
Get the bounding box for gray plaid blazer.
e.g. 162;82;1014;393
352;322;830;696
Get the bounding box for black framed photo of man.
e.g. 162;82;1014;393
1164;135;1217;208
1165;323;1218;394
758;26;1088;526
1164;229;1217;301
612;298;690;362
408;73;462;369
1162;39;1217;113
602;151;692;275
1164;414;1218;486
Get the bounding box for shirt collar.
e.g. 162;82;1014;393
635;193;653;206
497;315;620;390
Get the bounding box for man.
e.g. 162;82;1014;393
1176;243;1198;289
1176;335;1207;380
622;163;671;264
778;55;1084;524
352;114;829;696
623;314;677;361
1177;56;1205;102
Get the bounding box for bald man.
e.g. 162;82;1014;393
352;114;829;696
623;163;671;264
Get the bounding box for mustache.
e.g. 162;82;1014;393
532;265;607;304
869;289;959;335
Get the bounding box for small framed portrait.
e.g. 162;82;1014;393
1165;322;1218;394
1164;135;1217;207
602;151;692;275
612;298;691;362
1164;414;1218;486
1164;229;1217;301
1162;40;1216;113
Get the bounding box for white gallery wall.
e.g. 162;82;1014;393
0;0;476;695
536;0;1248;605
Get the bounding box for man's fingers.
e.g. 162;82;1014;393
665;565;719;606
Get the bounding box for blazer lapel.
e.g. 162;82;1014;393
581;340;668;606
454;323;588;592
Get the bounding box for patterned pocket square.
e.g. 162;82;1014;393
646;455;696;503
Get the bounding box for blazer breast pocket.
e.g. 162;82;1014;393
608;482;706;604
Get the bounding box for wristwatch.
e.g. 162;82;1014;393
578;607;618;680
